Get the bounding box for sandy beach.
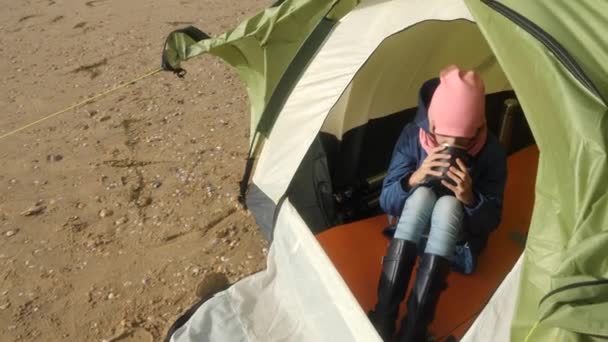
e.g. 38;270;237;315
0;1;270;341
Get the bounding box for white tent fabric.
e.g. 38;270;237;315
170;200;381;342
252;0;476;203
460;255;523;342
320;23;509;141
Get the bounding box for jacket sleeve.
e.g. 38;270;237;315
464;143;508;236
379;125;421;217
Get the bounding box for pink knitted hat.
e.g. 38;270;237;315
428;65;486;138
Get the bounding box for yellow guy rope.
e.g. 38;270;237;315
524;320;540;342
0;67;162;141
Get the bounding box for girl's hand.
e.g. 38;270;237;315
442;158;474;206
407;145;451;189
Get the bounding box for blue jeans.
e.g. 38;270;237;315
394;187;464;259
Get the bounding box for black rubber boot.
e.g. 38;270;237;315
368;239;418;341
396;253;451;342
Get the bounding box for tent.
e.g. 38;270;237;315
160;0;608;341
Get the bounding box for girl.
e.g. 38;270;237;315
369;66;508;341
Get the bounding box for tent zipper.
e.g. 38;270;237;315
538;279;608;306
538;279;608;339
482;0;606;105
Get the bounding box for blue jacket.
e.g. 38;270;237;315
379;79;507;256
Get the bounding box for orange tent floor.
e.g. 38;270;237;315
316;146;539;340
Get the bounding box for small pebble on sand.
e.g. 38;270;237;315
98;209;114;218
21;205;46;216
114;217;127;225
46;154;63;162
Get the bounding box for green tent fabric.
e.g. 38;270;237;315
466;1;608;340
160;1;608;340
162;0;359;140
